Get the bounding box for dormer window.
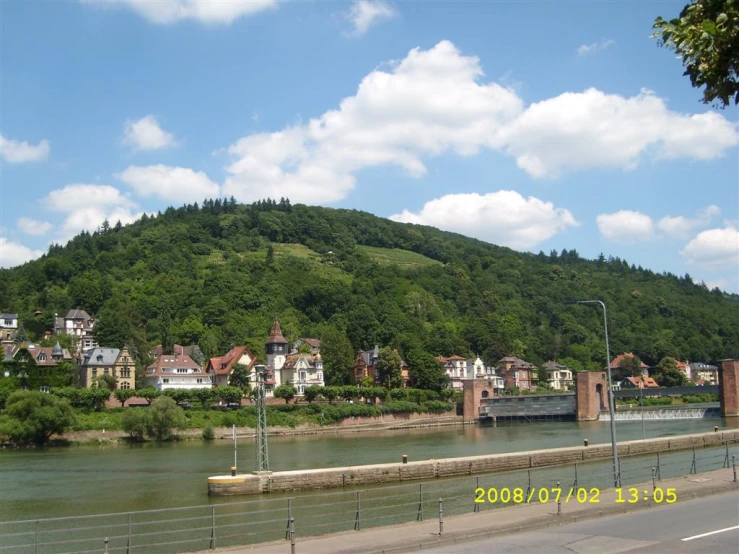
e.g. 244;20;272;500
38;353;46;362
97;355;103;362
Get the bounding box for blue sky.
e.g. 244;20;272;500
1;0;737;292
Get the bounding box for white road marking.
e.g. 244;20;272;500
681;525;739;542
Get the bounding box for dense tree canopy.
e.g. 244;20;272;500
0;199;737;387
653;0;739;107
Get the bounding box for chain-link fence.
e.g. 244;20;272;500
1;442;736;554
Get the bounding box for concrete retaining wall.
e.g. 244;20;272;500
208;430;739;496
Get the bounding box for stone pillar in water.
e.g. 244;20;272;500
463;379;495;422
719;359;739;417
575;372;607;421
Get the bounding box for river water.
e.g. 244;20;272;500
0;418;735;523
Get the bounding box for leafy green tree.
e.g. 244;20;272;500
113;388;136;407
121;408;151;440
178;315;205;345
322;385;339;404
138;386;160;405
274;382;297;404
653;0;739;107
0;378;20;409
654;357;688;387
0;390;75;445
214;386;243;404
320;327;356;385
304;385;323;403
94;373;117;391
229;363;252;390
375;347;403;389
617;355;645;379
148;396;187;441
191;388;214;408
406;350;450;392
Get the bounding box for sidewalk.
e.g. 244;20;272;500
192;467;738;554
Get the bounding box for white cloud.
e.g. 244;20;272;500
221;42;738;204
681;226;739;269
223;40;523;204
81;0;277;25
122;115;176;151
345;1;396;36
0;133;50;163
498;88;738;178
596;210;656;243
116;164;220;203
17;217;53;236
657;205;720;239
41;184;142;243
577;39;615;56
389;190;578;250
0;238;44;268
43;183;137;213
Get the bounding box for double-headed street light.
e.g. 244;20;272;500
565;300;621;487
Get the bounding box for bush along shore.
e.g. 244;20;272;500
0;387;459;447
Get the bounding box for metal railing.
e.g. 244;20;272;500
1;442;736;554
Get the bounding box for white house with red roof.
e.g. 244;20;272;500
143;348;209;391
206;346;257;388
281;352;324;394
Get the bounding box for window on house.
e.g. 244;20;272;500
177;368;187;373
317;372;323;381
3;319;11;326
299;371;307;382
92;369;98;378
104;368;110;375
40;386;50;393
197;378;203;384
122;367;131;378
120;382;130;390
163;378;169;384
38;353;46;362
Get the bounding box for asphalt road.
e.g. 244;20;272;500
421;491;739;553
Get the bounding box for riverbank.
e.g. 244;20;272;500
39;412;465;446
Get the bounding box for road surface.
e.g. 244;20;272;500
421;490;739;553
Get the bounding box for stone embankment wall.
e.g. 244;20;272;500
337;411;458;426
208;430;739;496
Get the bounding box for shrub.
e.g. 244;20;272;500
121;408;151;441
0;390;76;445
202;424;215;441
149;396;187;441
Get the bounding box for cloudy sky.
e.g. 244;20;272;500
1;1;737;291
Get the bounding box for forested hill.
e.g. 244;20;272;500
1;198;737;375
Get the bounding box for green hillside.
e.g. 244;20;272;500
1;198;737;385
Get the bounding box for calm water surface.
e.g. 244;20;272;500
0;418;733;522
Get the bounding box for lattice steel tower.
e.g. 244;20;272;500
255;364;270;472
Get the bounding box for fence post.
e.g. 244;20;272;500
354;491;361;531
289;517;296;554
126;513;132;554
723;442;730;468
417;484;424;521
210;506;216;550
104;537;109;554
525;470;531;502
474;477;480;512
438;498;443;536
732;455;736;483
34;521;39;554
690;446;697;474
651;467;656;491
573;463;578;489
285;498;293;540
556;481;561;516
656;452;661;481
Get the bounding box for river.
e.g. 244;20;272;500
0;418;734;523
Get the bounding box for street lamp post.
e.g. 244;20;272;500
566;300;621;487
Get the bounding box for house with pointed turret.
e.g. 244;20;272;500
3;342;74;391
354;345;410;388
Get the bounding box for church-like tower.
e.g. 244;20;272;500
265;318;288;380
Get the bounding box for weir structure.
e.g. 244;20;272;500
463;358;739;422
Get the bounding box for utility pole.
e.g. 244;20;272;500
255;364;270;472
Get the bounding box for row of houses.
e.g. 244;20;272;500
1;311;720;396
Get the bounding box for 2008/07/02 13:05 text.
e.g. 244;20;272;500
473;487;678;505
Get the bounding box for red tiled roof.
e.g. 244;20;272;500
625;376;659;388
146;354;204;377
299;338;321;347
207;346;255;376
610;353;648;369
